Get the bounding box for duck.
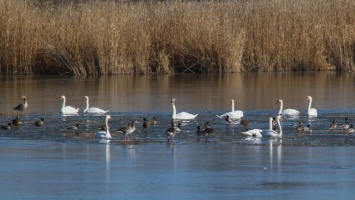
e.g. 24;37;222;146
347;125;354;133
95;115;112;139
339;117;350;131
174;122;182;132
60;95;79;115
14;96;28;112
1;123;12;130
166;119;179;143
196;126;209;142
149;116;158;125
67;123;80;130
196;126;206;136
296;121;304;131
203;121;214;133
216;99;243;119
116;120;139;141
83;96;109;114
225;115;239;124
329;119;337;131
306;96;317;117
12;114;22;126
277;99;300;116
33;118;45;126
303;125;312;132
171;98;198;120
143;118;149;129
98;125;106;131
240;117;251;130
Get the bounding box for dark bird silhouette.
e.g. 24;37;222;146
33;118;45;126
1;123;12;130
67;123;80;130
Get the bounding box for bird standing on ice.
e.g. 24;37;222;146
14;96;28;113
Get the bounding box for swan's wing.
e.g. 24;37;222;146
87;107;109;114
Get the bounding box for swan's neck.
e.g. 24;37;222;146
308;98;312;112
105;118;111;137
61;98;66;109
85;99;89;111
277;118;282;136
269;117;273;130
231;101;235;112
172;102;177;119
278;101;283;115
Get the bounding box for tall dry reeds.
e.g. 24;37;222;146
0;0;354;75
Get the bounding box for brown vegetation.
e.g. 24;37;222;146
0;0;354;75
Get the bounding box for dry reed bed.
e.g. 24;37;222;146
0;0;354;75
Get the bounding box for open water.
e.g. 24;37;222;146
0;72;354;199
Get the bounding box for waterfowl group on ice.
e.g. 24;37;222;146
2;95;354;143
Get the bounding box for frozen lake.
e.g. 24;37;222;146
1;139;355;199
0;72;355;199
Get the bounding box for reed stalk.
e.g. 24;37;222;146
0;0;354;75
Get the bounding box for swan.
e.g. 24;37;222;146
14;96;28;112
83;96;109;114
171;98;198;120
115;120;139;141
241;128;263;138
95;115;112;139
277;99;299;116
241;117;275;138
216;99;244;119
306;96;317;117
60;95;79;115
260;116;283;138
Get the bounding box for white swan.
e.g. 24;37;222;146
171;98;198;120
306;96;317;117
83;96;109;114
216;99;244;119
241;117;274;138
95;115;112;139
260;116;283;138
277;99;299;116
60;95;79;115
241;128;263;138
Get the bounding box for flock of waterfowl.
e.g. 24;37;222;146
1;95;354;143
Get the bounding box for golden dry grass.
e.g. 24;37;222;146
0;0;354;75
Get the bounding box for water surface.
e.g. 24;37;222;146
0;72;355;199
